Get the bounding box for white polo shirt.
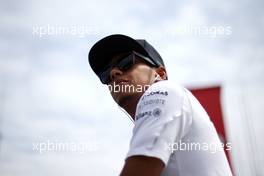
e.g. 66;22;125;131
126;80;232;176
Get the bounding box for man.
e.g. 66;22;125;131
88;34;232;176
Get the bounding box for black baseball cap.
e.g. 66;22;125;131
88;34;165;77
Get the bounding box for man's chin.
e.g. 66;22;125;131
113;92;132;105
116;95;132;107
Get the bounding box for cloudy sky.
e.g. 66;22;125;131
0;0;264;175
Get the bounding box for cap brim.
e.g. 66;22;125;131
88;34;148;75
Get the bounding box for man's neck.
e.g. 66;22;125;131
118;93;142;120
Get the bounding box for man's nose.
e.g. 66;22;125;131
110;67;123;81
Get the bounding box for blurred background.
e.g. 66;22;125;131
0;0;263;175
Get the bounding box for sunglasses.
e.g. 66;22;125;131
99;51;157;84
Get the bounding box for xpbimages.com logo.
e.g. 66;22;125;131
107;82;151;93
32;140;100;154
32;24;98;38
165;140;232;154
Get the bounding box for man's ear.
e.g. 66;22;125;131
155;66;167;80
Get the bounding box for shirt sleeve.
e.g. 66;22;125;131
126;81;193;165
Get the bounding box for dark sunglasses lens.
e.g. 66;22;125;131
99;68;111;84
117;54;134;71
99;53;134;84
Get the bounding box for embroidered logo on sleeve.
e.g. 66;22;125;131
152;108;162;117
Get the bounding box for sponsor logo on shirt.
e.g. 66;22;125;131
141;90;168;101
135;108;162;121
135;111;152;121
142;98;166;106
138;98;166;111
